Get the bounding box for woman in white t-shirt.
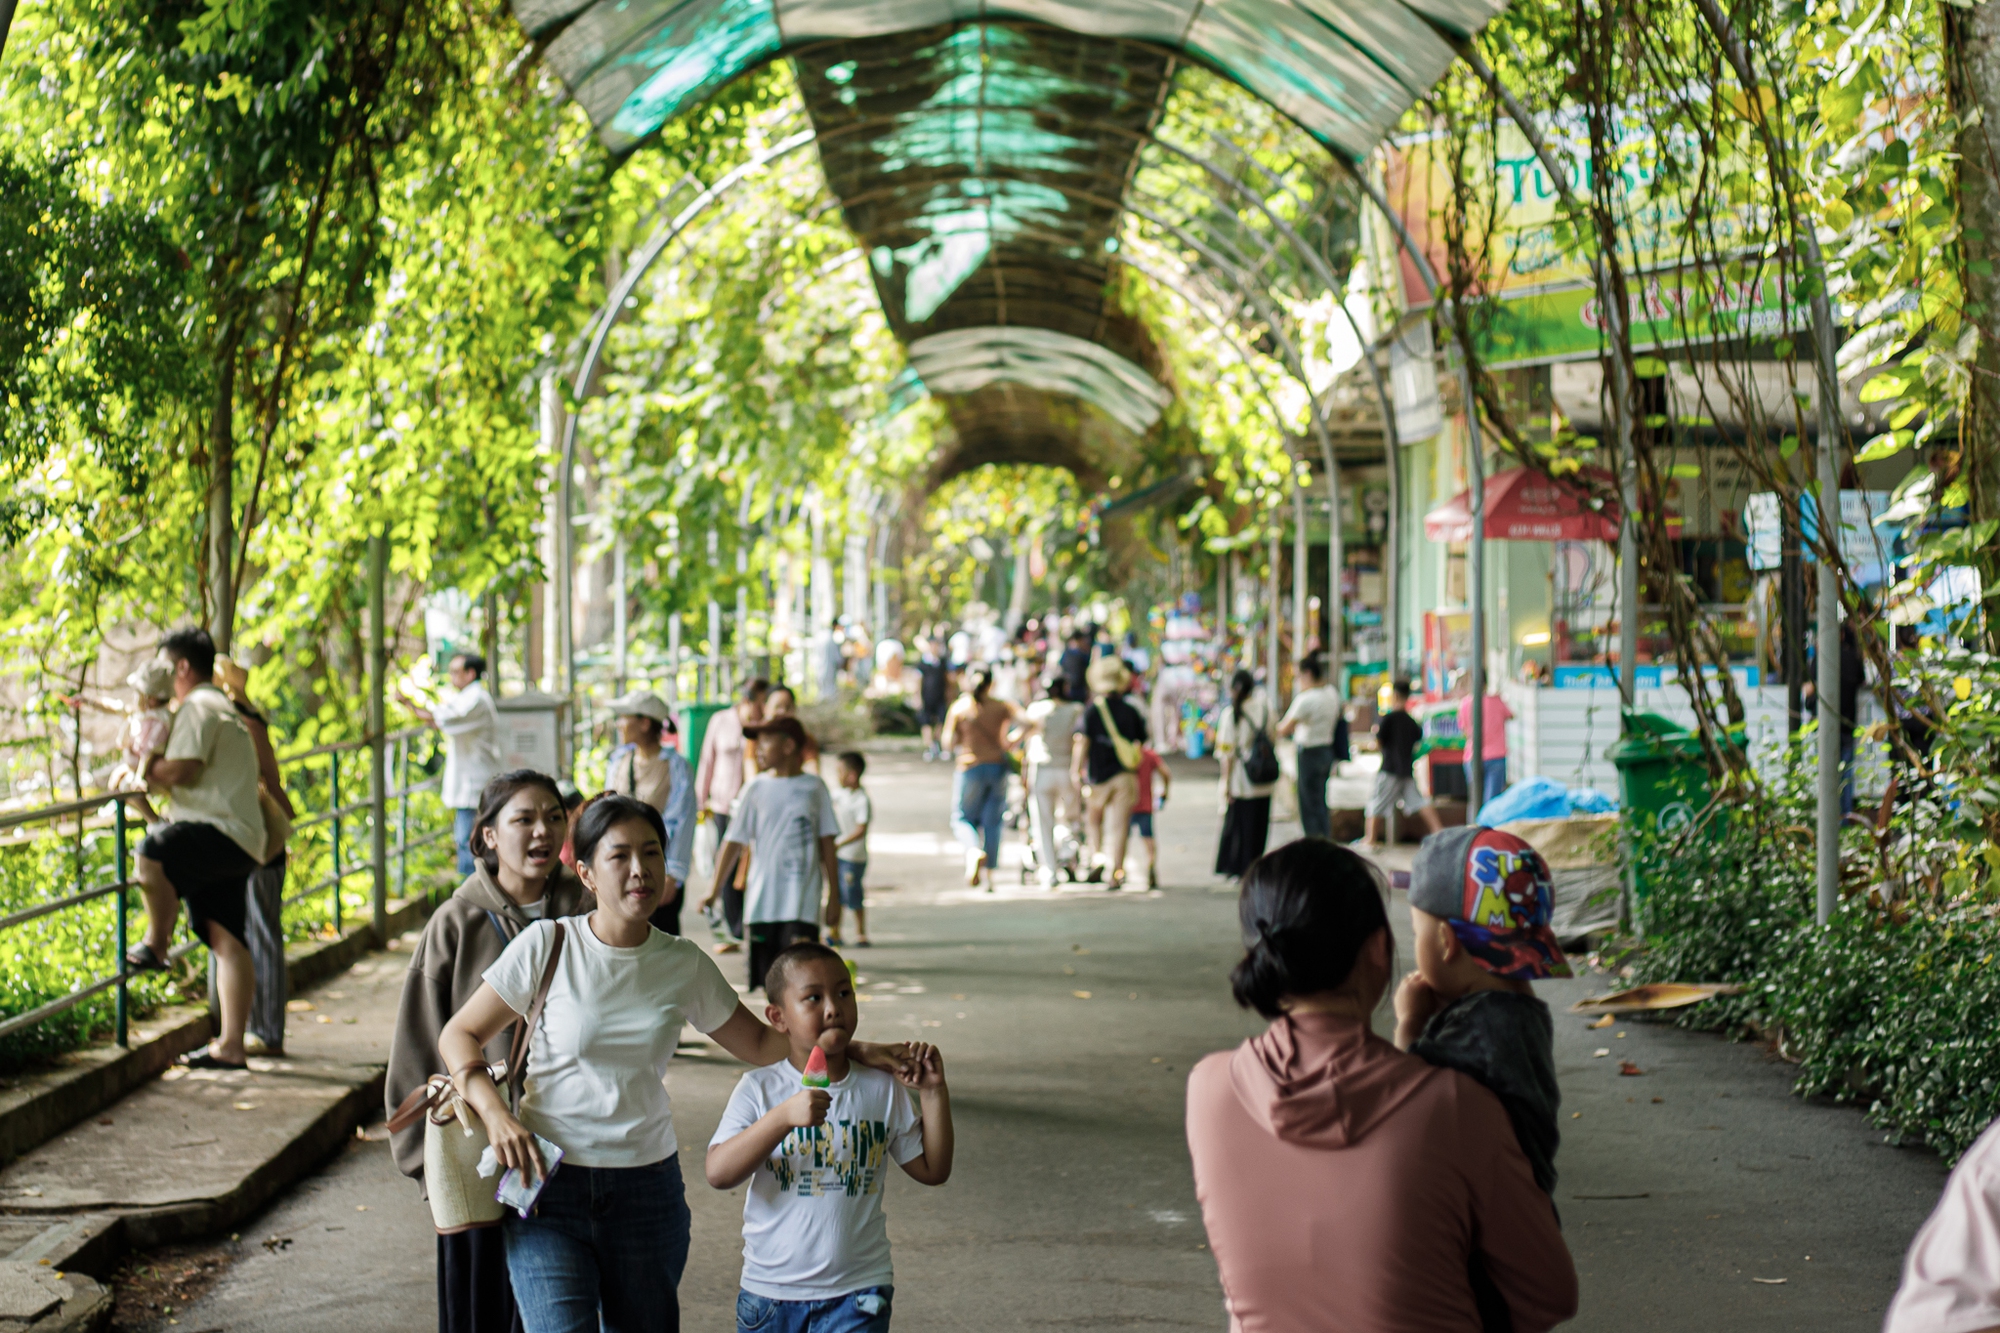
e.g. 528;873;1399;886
439;795;912;1333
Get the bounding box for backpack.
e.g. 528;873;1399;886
1240;703;1281;786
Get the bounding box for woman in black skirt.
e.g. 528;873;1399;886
1215;669;1279;877
386;771;592;1333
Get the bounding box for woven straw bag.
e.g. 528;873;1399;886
389;923;566;1233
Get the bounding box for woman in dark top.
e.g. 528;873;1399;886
1214;670;1277;878
1073;656;1148;887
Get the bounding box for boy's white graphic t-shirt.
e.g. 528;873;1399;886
713;1062;925;1300
831;787;871;864
723;773;839;923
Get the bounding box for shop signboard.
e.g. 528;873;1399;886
1743;491;1894;584
1552;663;1760;690
1381;120;1806;368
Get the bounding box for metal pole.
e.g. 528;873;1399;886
666;612;682;702
613;530;628;695
369;533;389;939
544;374;573;701
1293;472;1308;669
1266;520;1281;687
397;736;410;902
114;800;128;1049
708;599;723;701
330;752;343;937
1816;388;1842;924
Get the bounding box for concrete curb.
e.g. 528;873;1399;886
0;894;433;1174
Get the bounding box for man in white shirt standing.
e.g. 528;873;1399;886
400;652;501;876
1277;653;1348;841
127;628;268;1071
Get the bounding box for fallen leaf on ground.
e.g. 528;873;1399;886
1593;1048;1611;1058
286;1000;316;1013
1588;1015;1614;1029
233;1102;259;1111
1619;1061;1644;1076
1752;1277;1786;1285
1570;983;1742;1014
315;1015;332;1024
1072;990;1092;1000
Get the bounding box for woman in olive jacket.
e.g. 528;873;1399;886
386;770;593;1333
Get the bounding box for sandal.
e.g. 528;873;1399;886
180;1050;248;1072
124;943;169;973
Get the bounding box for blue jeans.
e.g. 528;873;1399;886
836;860;866;910
454;807;478;877
737;1286;893;1333
504;1156;690;1333
1463;756;1508;807
1295;744;1336;840
953;763;1008;870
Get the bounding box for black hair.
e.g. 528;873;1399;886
969;668;994;702
469;769;567;876
765;940;847;999
837;750;866;776
159;627;217;680
452;652;488;680
1229;668;1256;725
1228;840;1390;1019
767;684;796;705
572;793;668;867
742;677;772;703
1392;678;1413;701
1046;676;1070;702
1297;652;1327;682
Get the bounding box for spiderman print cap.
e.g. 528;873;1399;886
1407;827;1573;981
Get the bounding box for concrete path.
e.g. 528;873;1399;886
150;751;1947;1332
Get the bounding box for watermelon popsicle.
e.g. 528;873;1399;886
801;1044;830;1089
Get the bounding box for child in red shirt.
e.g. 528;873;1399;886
1128;747;1172;888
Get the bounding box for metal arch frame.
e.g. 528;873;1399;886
548;103;1408;702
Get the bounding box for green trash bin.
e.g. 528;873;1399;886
679;701;728;765
1608;711;1711;841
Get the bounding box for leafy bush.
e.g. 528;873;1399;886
1627;649;2000;1163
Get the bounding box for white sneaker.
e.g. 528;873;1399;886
965;849;987;886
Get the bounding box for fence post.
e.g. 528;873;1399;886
114;800;129;1049
369;532;389;941
330;752;343;936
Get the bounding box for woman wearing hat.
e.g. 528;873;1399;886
1072;655;1148;888
604;691;695;935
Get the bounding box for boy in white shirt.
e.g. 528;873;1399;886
827;751;872;948
707;715;841;989
708;943;953;1333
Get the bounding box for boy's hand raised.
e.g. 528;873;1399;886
780;1087;831;1129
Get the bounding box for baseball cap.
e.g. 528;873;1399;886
1408;826;1572;980
742;715;810;748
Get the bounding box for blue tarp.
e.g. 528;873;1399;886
1476;776;1618;825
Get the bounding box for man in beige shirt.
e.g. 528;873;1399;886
128;627;267;1071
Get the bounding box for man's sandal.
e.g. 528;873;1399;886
180;1050;248;1072
124;943;169;973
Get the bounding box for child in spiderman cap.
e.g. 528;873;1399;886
1394;826;1569;1195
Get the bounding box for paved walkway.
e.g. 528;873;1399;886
152;751;1947;1331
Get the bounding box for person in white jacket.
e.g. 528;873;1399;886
401;652;501;876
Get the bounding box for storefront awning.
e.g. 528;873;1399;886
1425;467;1622;543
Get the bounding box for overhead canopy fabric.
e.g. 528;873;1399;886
518;0;1494;159
520;0;1497;483
1425;468;1621;543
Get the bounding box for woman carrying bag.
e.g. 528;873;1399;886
1215;669;1279;878
438;795;922;1333
388;770;592;1333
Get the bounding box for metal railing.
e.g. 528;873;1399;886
0;724;454;1052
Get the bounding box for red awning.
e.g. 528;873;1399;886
1425;467;1627;543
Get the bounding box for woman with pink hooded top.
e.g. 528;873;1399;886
1185;840;1578;1332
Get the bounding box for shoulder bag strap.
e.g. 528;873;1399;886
504;922;566;1113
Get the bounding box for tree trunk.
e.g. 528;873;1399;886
1949;2;2000;648
207;326;242;653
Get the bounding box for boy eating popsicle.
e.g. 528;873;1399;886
707;942;954;1331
